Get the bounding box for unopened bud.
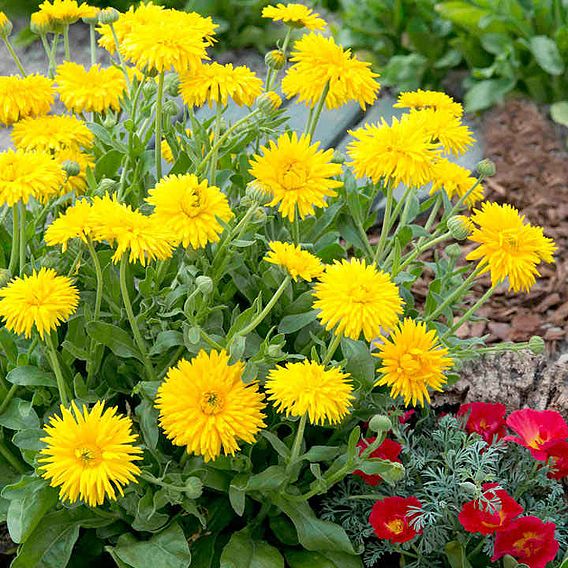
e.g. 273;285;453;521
256;91;282;114
253;207;267;223
195;275;213;295
476;158;496;177
447;215;473;240
98;7;120;25
445;243;462;259
369;414;392;433
459;482;478;497
265;49;286;70
62;160;81;177
528;335;545;355
0;268;11;285
162;100;179;116
184;476;203;499
103;114;117;128
82;11;100;26
267;344;283;358
245;181;271;205
0;12;13;37
98;178;118;193
332;150;346;164
30;13;51;35
143;81;157;98
165;74;180;97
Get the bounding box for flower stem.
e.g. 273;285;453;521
119;255;154;380
305;81;330;138
0;434;26;473
374;183;394;264
442;285;496;340
18;202;25;275
2;37;26;76
154;70;165;181
394;231;453;275
63;25;70;60
292;214;300;245
85;239;104;386
447;176;484;218
287;413;307;471
110;24;131;88
0;384;18;416
45;332;69;406
89;24;96;66
208;102;224;183
265;27;291;91
322;333;342;366
8;205;19;276
424;194;442;232
49;33;59;77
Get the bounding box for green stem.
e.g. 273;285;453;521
119;255;154;380
8;205;19;276
395;231;452;274
63;25;70;60
208;102;224;183
45;332;69;406
0;384;17;415
110;24;131;88
287;413;307;471
306;81;330;138
85;239;104;386
154;71;165;181
18;202;25;275
424;195;442;232
322;333;342;366
2;38;26;76
89;24;96;66
0;435;26;474
265;27;291;91
294;458;354;501
292;214;300;245
199;329;223;351
373;183;394;264
67;246;83;277
49;33;59;77
447;176;484;218
356;219;374;258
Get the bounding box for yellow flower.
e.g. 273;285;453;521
119;9;212;73
466;202;556;292
430;159;483;207
262;3;326;30
282;33;379;110
156;350;266;462
374;318;453;407
0;74;54;126
249;132;342;221
313;258;403;341
54;147;95;194
180;62;263;108
0;11;12;36
45;199;93;252
264;241;324;281
0;268;79;339
0;149;65;206
90;195;175;265
34;0;97;27
146;174;233;249
394;89;463;118
12;114;93;152
160;129;192;164
55;62;127;114
265;360;353;425
347;115;440;187
39;401;142;507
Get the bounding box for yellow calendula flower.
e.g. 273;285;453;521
430;159;483;207
374;318;453;407
39;401;142;507
34;0;97;27
264;241;324;281
0;11;12;36
347;115;440;188
156;350;266;462
0;74;54;126
262;3;326;30
0;149;65;206
394;89;463;118
0;268;79;339
282;33;379;110
249;132;342;221
54;147;95;194
313;258;403;341
119;9;212;73
90;195;175;265
180;62;263;108
45;199;93;252
146;174;233;249
266;360;353;425
55;62;127;114
466;202;556;292
12;114;93;152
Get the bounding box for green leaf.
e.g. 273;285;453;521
95;149;123;179
135;399;160;450
274;499;356;554
12;429;45;452
6;366;56;388
219;530;284;568
340;338;375;385
148;330;184;356
0;399;39;430
464;79;515;112
111;522;191;568
278;311;318;334
286;550;363;568
228;474;248;516
444;541;473;568
529;36;565;75
86;321;143;361
550;101;568;127
246;465;288;492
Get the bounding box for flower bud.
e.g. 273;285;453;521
253;206;267;223
62;160;81;177
98;7;120;25
30;13;51;35
256;91;282;114
165;74;180;97
447;215;474;240
445;243;462;259
369;414;392;433
184;476;203;499
265;49;286;70
459;482;478;497
245;181;271;205
476;158;496;177
143;81;157;98
162;100;179;116
103;114;117;128
267;344;283;358
82;11;100;26
0;12;13;37
98;178;118;193
0;268;11;285
332;150;346;164
195;275;213;295
528;335;545;355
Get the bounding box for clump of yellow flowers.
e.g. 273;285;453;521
0;1;557;563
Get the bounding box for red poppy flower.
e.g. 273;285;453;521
505;409;568;460
399;409;415;424
354;437;403;486
458;483;523;535
542;438;568;479
492;516;559;568
369;496;422;544
457;402;507;443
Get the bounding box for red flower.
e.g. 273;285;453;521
458;483;523;535
505;409;568;460
457;402;507;443
492;516;559;568
369;496;422;544
399;409;415;424
542;438;568;479
354;437;402;486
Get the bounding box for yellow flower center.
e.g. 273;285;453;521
514;532;539;556
280;160;308;191
350;284;372;304
386;519;405;534
180;190;201;218
201;391;224;415
398;348;427;375
498;229;520;251
75;446;101;467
